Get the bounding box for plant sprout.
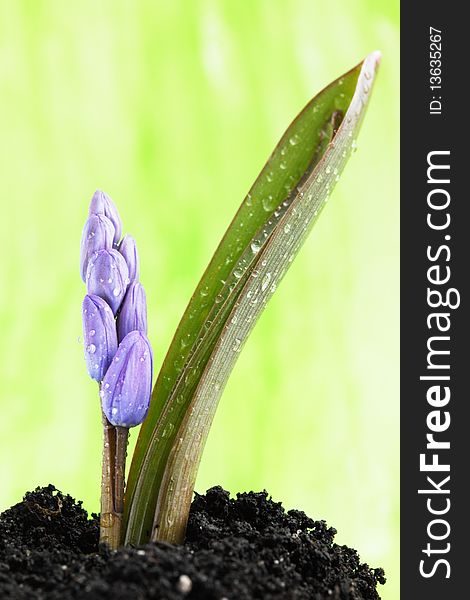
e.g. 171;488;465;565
80;52;380;550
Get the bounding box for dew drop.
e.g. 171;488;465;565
262;195;276;212
261;273;272;292
279;160;287;170
232;338;241;352
113;288;120;297
289;134;299;146
87;344;96;354
89;329;96;337
250;240;261;254
283;223;291;234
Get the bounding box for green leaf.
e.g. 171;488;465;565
123;51;381;545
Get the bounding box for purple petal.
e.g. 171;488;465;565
89;190;122;245
117;282;148;342
82;295;118;382
100;331;153;427
118;235;139;282
80;214;115;281
86;249;129;314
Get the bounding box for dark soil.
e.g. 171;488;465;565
0;485;385;599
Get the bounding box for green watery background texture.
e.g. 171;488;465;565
0;1;399;598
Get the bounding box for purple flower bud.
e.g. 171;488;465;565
89;190;122;245
118;235;139;282
80;214;115;281
100;331;153;427
82;295;118;382
117;282;148;342
86;249;129;314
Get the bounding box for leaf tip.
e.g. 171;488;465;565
369;50;382;69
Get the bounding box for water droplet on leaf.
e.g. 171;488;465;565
261;273;272;292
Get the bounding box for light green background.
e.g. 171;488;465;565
0;1;399;598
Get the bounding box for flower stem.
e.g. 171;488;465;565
99;411;129;550
114;426;129;540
